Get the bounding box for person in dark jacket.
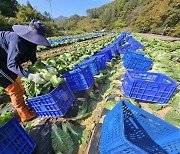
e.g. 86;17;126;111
0;19;50;122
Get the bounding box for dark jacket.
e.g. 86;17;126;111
0;31;37;77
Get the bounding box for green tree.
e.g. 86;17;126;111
0;0;19;17
16;2;42;24
59;14;84;30
43;11;52;21
0;14;12;30
87;8;99;18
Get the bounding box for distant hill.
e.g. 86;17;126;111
58;0;180;37
54;16;68;24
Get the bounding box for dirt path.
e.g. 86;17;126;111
135;33;180;43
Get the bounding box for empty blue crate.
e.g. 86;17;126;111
125;32;132;36
116;32;126;45
113;41;122;55
122;70;178;104
107;44;116;57
126;36;145;50
130;43;145;50
123;55;153;71
114;41;120;50
118;43;131;54
111;42;120;55
100;100;180;154
61;66;94;92
26;82;75;117
104;47;114;58
92;55;106;70
122;50;145;61
75;57;100;75
113;44;118;55
84;55;106;70
0;117;36;154
96;48;113;62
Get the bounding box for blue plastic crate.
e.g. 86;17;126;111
111;42;120;55
61;66;94;91
100;100;180;154
122;50;145;61
126;32;132;36
112;43;118;55
113;41;121;55
126;36;145;50
112;44;118;55
118;43;131;54
104;47;114;58
107;44;116;57
0;117;36;154
96;48;113;62
26;82;75;117
123;55;153;71
92;55;107;70
116;32;126;44
125;35;133;42
130;43;145;50
84;55;106;70
75;57;100;75
122;70;178;104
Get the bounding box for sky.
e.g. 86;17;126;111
17;0;114;18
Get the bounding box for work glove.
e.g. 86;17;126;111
28;73;45;84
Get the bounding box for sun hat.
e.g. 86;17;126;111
12;19;50;47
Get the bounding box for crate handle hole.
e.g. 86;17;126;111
35;100;40;102
140;114;151;121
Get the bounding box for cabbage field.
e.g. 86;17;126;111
0;32;179;154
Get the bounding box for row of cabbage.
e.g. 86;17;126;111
37;32;105;51
22;34;119;98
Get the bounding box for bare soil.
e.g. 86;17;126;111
135;33;180;43
140;103;173;120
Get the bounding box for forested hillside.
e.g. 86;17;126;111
0;0;60;36
59;0;180;37
0;0;179;37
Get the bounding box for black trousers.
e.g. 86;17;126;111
0;64;18;88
